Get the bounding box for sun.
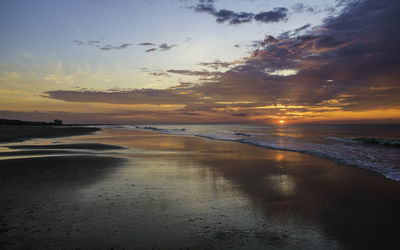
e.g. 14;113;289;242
279;120;285;124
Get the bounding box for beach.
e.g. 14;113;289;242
0;125;100;143
1;127;400;249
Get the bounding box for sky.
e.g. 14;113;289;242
0;0;399;124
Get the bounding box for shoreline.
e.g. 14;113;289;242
1;127;400;249
118;125;400;182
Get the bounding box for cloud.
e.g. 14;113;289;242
100;45;116;50
138;42;156;46
293;24;311;34
214;9;254;24
140;43;177;52
291;3;315;13
189;0;400;113
49;0;400;123
145;48;157;53
231;113;247;117
0;108;255;124
167;69;221;77
100;43;132;50
190;1;287;25
0;72;21;81
87;40;101;45
192;0;400;114
254;8;288;23
252;24;312;46
199;60;232;70
73;40;132;51
148;72;170;77
45;89;199;105
159;43;177;51
73;40;85;45
193;3;216;14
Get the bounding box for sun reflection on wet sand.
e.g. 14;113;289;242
264;174;295;196
2;128;400;249
64;129;342;248
274;153;285;162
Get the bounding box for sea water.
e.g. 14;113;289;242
99;124;400;181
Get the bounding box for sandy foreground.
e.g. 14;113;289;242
1;127;400;249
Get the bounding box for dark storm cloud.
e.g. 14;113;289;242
51;0;400;122
190;1;287;25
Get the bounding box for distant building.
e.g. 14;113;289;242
54;119;63;125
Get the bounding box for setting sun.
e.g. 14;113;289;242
279;120;285;124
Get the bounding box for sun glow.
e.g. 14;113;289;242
279;120;285;124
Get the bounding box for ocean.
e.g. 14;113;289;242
98;124;400;181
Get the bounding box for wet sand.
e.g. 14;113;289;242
1;128;400;249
